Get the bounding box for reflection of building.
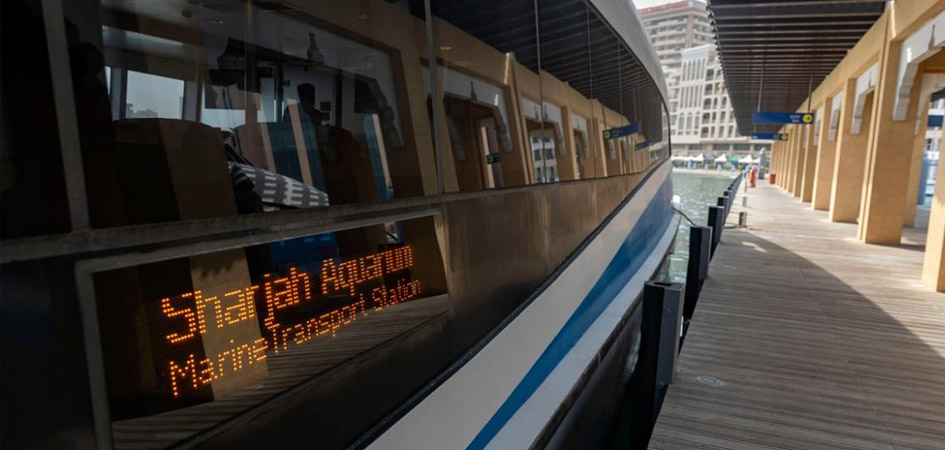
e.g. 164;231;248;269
531;136;559;182
640;2;766;157
926;96;944;153
4;1;675;450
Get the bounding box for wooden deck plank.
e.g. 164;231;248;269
649;181;945;449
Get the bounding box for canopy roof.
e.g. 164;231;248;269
709;0;886;133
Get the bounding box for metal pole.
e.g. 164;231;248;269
586;8;598;169
424;0;445;194
806;60;814;113
534;0;550;182
753;55;766;135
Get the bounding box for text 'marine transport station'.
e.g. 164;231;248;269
160;245;421;399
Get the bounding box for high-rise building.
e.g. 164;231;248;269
639;1;712;74
640;1;767;158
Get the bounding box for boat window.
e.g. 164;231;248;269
10;0;673;447
97;216;447;450
82;2;432;231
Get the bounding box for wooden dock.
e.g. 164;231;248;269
649;181;945;450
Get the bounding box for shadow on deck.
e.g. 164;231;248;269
648;183;945;450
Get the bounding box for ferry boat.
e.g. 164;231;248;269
0;0;675;449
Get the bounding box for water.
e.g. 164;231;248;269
668;169;736;283
605;169;736;449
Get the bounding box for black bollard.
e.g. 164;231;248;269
708;205;724;258
683;226;712;334
717;195;728;222
630;281;685;450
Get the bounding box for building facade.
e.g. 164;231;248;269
639;0;712;75
640;1;768;158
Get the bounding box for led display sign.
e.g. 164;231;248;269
158;245;421;399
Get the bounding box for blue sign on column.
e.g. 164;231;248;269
602;122;639;139
752;111;814;125
751;133;789;141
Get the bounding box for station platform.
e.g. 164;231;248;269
649;180;945;449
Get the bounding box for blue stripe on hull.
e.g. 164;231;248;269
468;174;674;449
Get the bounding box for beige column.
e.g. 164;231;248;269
829;79;871;223
783;132;794;190
800;123;817;202
857;42;926;243
781;130;790;189
791;126;803;196
783;134;793;190
922;139;945;291
780;130;789;189
773;142;782;184
772;142;780;185
812;96;839;210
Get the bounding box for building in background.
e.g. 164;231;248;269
640;1;768;159
639;0;711;75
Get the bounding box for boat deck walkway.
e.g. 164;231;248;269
649;180;945;450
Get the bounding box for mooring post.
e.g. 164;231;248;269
717;195;728;224
708;205;724;258
683;226;712;336
631;281;685;450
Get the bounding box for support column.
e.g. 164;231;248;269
779;136;788;189
773;142;780;185
800;123;817;202
829;79;871;223
771;142;779;182
783;133;793;190
784;125;797;194
922;139;945;291
857;42;926;244
791;126;803;196
781;130;789;189
812;96;839;210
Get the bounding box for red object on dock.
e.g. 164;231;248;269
750;168;757;187
769;173;776;184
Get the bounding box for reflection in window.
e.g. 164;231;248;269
426;65;513;191
98;216;446;448
97;10;423;229
126;70;184;119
